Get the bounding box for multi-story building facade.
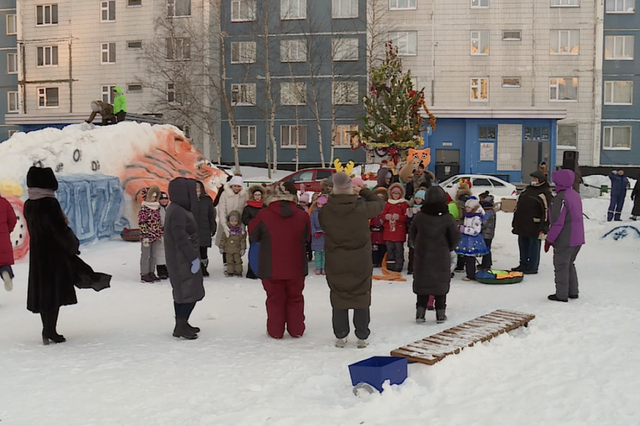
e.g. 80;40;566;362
0;0;18;141
220;0;367;167
600;0;639;166
379;0;604;182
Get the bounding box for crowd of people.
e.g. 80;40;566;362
6;162;640;346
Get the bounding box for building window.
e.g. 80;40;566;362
127;84;143;92
281;82;306;105
102;85;116;103
333;38;359;61
167;0;191;17
231;0;256;21
479;126;496;140
6;14;16;35
605;0;634;12
524;126;550;140
389;0;416;9
101;1;116;21
7;91;18;113
101;43;116;64
127;41;143;49
550;30;579;54
280;39;307;62
167;83;182;103
471;0;489;7
332;0;358;18
470;77;488;101
502;77;521;88
550;0;579;6
558;125;578;148
605;36;634;60
128;0;142;6
281;125;307;148
502;30;521;41
7;53;17;74
181;124;191;138
281;0;306;19
333;124;357;147
235;125;256;147
37;87;59;108
389;31;417;55
36;4;58;26
230;41;256;64
231;83;256;106
471;30;490;55
604;81;633;105
333;81;359;105
166;38;191;60
549;77;578;101
37;46;58;67
603;126;631;150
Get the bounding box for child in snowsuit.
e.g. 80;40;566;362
219;211;246;277
0;194;17;291
381;183;411;272
456;197;489;281
138;186;164;283
310;196;327;275
479;192;496;270
407;189;426;275
454;180;473;272
156;192;170;279
370;187;388;267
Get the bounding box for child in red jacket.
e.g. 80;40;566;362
381;183;411;272
0;195;17;291
370;187;389;267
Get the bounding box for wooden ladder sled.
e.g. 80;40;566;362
390;309;535;365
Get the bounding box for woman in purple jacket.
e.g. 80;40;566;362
544;169;585;302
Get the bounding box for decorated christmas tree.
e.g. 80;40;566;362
352;42;436;158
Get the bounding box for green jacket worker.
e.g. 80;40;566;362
113;87;127;123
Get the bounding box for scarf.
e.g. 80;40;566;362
141;201;160;210
28;188;56;200
247;200;263;208
228;225;243;236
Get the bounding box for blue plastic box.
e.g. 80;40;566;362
348;356;408;392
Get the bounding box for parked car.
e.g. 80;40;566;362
273;168;335;193
439;174;518;199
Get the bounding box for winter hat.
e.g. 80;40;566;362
390;185;403;196
299;193;311;204
26;166;58;190
228;175;244;187
374;186;389;201
317;195;328;205
160;192;169;200
227;210;241;223
414;190;426;201
480;194;494;208
530;171;547;183
332;172;353;195
465;196;480;210
264;182;298;206
352;176;365;188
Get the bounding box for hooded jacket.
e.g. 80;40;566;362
138;186;163;243
381;183;409;242
480;195;496;240
249;192;311;281
242;185;265;226
87;100;115;123
216;182;248;246
113;86;127;114
547;170;585;248
319;188;385;310
164;178;204;304
0;196;17;267
512;180;552;238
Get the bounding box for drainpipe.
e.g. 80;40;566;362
68;40;73;112
531;0;536;107
592;0;604;167
430;7;435;106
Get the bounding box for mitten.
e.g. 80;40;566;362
544;242;551;253
314;232;323;238
384;214;391;220
190;258;201;274
392;213;399;221
459;225;465;233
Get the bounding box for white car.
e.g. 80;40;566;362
439;174;518;200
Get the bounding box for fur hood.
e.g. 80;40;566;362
223;182;248;198
264;182;297;206
387;182;406;204
248;184;266;198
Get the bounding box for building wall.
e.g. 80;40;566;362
0;0;18;141
600;3;640;166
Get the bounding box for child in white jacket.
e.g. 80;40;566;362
455;197;489;281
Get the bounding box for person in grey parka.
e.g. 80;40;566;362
164;178;204;339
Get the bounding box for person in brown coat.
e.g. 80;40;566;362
319;172;385;349
85;100;116;125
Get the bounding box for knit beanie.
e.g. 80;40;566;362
352;176;365;188
465;196;480;210
317;195;328;205
228;175;244;187
414;190;426;201
332;172;353;195
299;193;310;204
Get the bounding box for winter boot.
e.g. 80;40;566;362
548;294;568;302
156;265;169;280
141;273;156;283
186;322;200;333
201;259;210;277
41;309;65;345
2;271;13;292
335;337;347;348
436;309;447;324
173;318;198;339
416;306;426;323
150;273;161;282
357;339;369;349
427;295;435;311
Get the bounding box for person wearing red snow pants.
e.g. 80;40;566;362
248;182;311;339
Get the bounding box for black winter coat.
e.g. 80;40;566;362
196;186;217;248
165;178;204;304
631;183;640;217
242;204;262;226
512;183;552;238
25;197;110;313
410;203;460;297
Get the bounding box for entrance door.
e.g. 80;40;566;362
435;149;460;182
521;141;550;183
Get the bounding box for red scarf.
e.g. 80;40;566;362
247;200;263;208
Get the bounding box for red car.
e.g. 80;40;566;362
274;168;335;193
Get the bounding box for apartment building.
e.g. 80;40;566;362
220;0;367;166
0;0;18;140
380;0;603;182
600;0;640;166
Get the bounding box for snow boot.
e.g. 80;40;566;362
41;309;65;345
2;270;13;292
548;294;568;302
357;339;369;349
436;309;447;324
335;337;347;348
416;306;426;323
173;318;198;339
141;273;156;283
201;259;210;277
186;322;200;333
156;265;169;280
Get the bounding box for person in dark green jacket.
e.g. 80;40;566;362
113;86;127;123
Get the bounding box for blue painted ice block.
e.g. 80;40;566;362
348;356;408;392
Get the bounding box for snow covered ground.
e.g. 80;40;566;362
1;196;639;426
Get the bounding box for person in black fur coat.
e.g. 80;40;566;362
24;167;111;345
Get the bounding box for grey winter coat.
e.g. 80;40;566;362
196;181;217;248
164;178;204;304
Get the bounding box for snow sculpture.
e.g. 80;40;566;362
602;225;640;241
